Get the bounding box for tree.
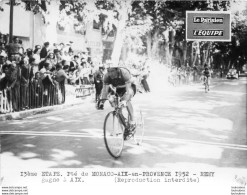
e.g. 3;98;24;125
21;0;100;44
0;0;4;11
212;1;247;70
95;0;134;65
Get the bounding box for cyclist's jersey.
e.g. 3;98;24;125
104;67;132;87
203;69;210;77
103;67;136;96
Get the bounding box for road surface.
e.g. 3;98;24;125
0;77;246;172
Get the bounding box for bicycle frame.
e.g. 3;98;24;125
99;93;130;132
101;91;144;158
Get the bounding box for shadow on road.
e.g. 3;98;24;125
0;78;246;169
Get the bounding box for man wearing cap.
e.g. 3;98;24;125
98;66;137;133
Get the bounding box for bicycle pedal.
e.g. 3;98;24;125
124;130;135;140
124;134;133;140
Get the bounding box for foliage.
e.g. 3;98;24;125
6;0;247;67
212;1;247;68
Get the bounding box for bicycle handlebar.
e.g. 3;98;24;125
97;95;126;110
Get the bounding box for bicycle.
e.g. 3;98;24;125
98;93;144;158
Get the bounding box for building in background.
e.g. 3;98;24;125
0;1;114;64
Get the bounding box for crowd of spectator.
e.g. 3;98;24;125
167;64;225;87
0;33;152;113
0;34;96;112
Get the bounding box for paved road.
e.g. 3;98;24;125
0;77;246;172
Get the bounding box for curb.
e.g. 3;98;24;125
0;96;93;121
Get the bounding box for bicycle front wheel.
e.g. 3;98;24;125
104;111;124;158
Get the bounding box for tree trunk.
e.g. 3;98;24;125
151;30;159;60
204;42;211;66
169;30;175;66
146;31;152;59
44;0;60;44
183;41;187;65
111;5;128;66
164;41;170;65
120;43;128;62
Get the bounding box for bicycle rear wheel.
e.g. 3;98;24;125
104;111;124;158
133;109;144;145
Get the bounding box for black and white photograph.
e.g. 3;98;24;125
0;0;246;194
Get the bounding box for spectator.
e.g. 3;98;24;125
5;62;20;111
33;45;41;64
28;57;39;108
0;33;7;47
58;42;65;53
69;70;81;86
26;48;33;58
54;63;68;103
94;66;104;102
40;62;54;106
80;61;90;84
32;71;43;108
39;52;56;71
20;58;30;110
70;55;79;71
62;50;71;62
0;64;9;90
6;37;22;61
62;60;70;75
29;57;39;82
0;46;7;59
40;62;54;85
54;49;62;64
68;48;74;61
40;42;50;60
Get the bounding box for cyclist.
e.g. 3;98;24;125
98;66;137;132
202;64;211;91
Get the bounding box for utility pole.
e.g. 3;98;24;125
9;0;14;43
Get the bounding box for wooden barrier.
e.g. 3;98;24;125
0;83;94;114
75;85;94;98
